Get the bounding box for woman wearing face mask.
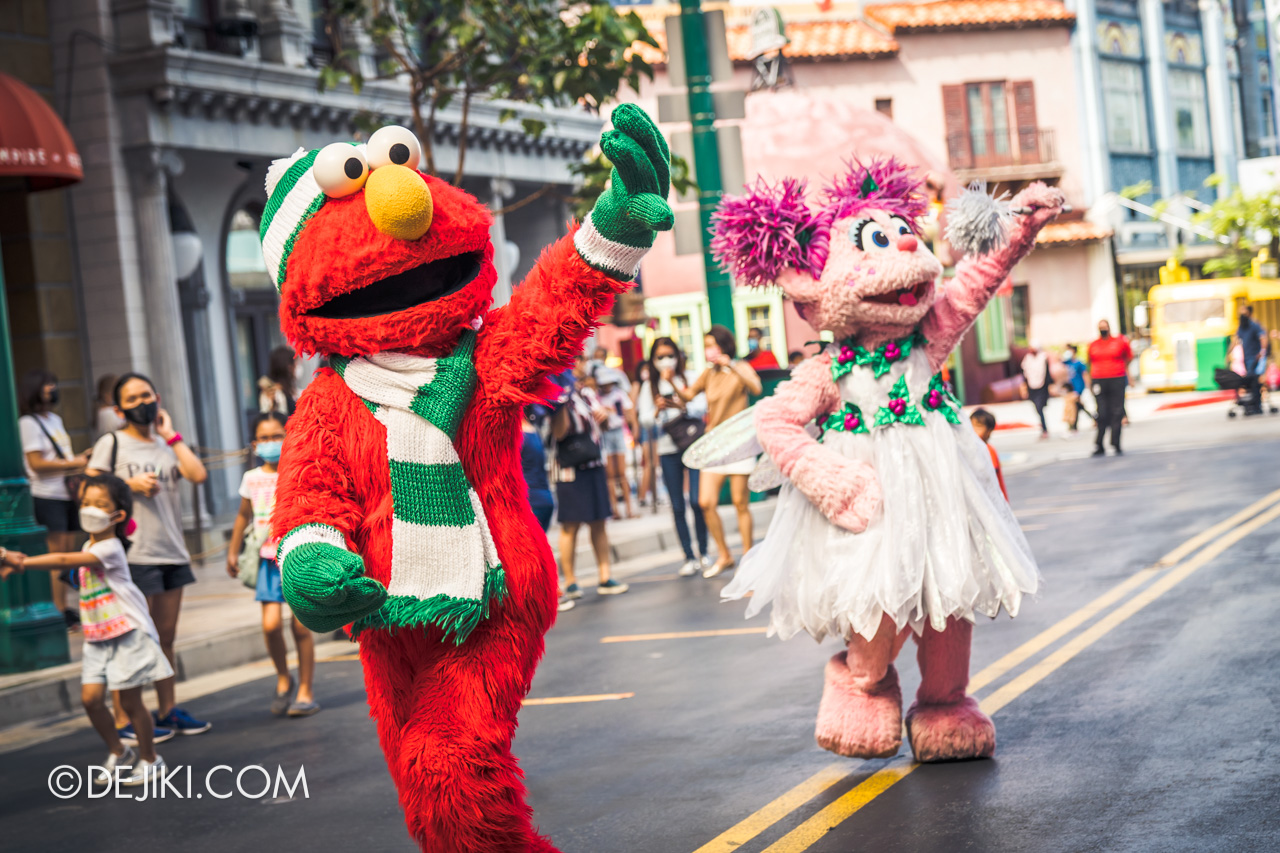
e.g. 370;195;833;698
676;325;763;577
637;338;710;577
19;369;93;626
227;412;319;716
85;372;211;738
630;360;659;512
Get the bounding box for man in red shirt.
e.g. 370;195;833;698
1087;319;1132;456
745;327;780;370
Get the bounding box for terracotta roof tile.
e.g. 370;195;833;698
863;0;1075;33
1036;220;1112;246
633;19;899;65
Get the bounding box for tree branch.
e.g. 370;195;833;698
453;87;474;186
493;183;556;217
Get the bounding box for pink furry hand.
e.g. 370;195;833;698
1007;183;1066;245
790;446;882;533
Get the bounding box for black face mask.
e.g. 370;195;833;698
46;389;59;406
1098;328;1110;338
123;400;159;426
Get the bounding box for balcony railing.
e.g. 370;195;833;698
947;128;1057;173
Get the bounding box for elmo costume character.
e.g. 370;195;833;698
689;162;1063;762
263;105;672;851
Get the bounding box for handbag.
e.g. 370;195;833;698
555;431;601;469
662;414;705;454
237;522;267;590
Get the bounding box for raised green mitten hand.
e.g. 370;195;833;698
281;542;387;634
576;104;674;279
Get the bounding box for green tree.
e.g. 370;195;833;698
321;0;658;194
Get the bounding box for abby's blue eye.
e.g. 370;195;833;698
852;219;892;252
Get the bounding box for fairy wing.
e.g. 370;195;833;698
682;405;763;470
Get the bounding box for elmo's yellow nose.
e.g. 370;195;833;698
364;165;433;240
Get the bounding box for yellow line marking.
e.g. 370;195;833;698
1154;487;1280;566
522;692;635;706
322;653;361;662
968;566;1159;694
1019;523;1048;532
600;627;768;643
1013;505;1091;518
691;763;849;853
980;502;1280;716
761;761;917;853
1068;477;1178;491
688;489;1280;853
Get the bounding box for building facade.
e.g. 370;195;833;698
622;0;1116;403
25;0;599;525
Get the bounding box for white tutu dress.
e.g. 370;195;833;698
721;332;1038;643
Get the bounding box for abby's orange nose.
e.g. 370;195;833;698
896;234;918;253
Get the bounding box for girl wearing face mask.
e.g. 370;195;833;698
85;372;211;739
227;412;319;717
1;474;172;787
676;325;763;577
637;338;711;577
18;368;93;626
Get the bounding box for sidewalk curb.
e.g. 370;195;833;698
0;623;343;730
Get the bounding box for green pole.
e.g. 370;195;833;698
0;241;67;673
680;0;735;333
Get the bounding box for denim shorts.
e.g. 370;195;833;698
600;427;627;456
81;629;174;691
256;559;285;604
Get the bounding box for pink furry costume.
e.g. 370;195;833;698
694;161;1063;762
263;106;672;851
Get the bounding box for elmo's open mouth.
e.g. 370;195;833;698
863;278;932;307
306;251;484;319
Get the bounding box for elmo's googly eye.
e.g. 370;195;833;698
851;219;892;252
314;143;369;198
367;126;422;172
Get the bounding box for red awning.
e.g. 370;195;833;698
0;73;82;191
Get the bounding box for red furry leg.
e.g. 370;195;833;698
361;628;559;853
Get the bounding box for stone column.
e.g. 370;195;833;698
1202;0;1241;191
1066;0;1111;206
257;0;310;67
1141;0;1180;195
125;147;200;447
489;178;515;308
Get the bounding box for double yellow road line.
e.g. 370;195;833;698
691;487;1280;853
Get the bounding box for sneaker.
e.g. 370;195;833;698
120;754;166;787
287;699;321;717
564;583;583;600
1091;448;1106;457
557;594;576;612
155;707;211;736
677;559;699;577
271;675;296;717
118;723;175;746
699;555;713;572
703;559;734;579
92;745;137;786
596;579;630;595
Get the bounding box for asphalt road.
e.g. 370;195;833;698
3;430;1280;853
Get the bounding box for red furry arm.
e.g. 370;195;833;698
272;370;364;545
921;183;1063;370
476;225;632;407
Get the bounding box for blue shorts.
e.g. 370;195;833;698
255;558;285;604
600;427;627;456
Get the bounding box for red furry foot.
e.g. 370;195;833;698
905;696;995;762
814;652;902;759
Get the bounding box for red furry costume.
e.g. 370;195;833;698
264;109;672;851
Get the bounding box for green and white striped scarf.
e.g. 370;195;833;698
331;330;504;642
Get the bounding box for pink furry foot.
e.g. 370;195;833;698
814;653;902;759
905;696;995;762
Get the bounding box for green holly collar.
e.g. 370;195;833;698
831;330;928;381
873;376;924;427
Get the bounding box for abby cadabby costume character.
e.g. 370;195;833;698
690;161;1063;762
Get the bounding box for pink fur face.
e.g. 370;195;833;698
780;208;943;338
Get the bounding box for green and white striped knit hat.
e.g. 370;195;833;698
260;145;359;290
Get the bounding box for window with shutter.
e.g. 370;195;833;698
942;84;971;169
1012;81;1040;163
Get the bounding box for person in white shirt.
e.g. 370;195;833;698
18;369;91;624
1;473;172;787
1020;342;1051;440
637;338;711;577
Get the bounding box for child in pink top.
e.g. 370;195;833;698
227;412;319;717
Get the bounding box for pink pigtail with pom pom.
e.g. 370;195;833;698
711;177;830;287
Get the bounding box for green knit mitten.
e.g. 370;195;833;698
281;542;387;634
575;104;674;280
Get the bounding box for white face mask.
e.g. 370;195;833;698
654;357;677;371
79;506;116;535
